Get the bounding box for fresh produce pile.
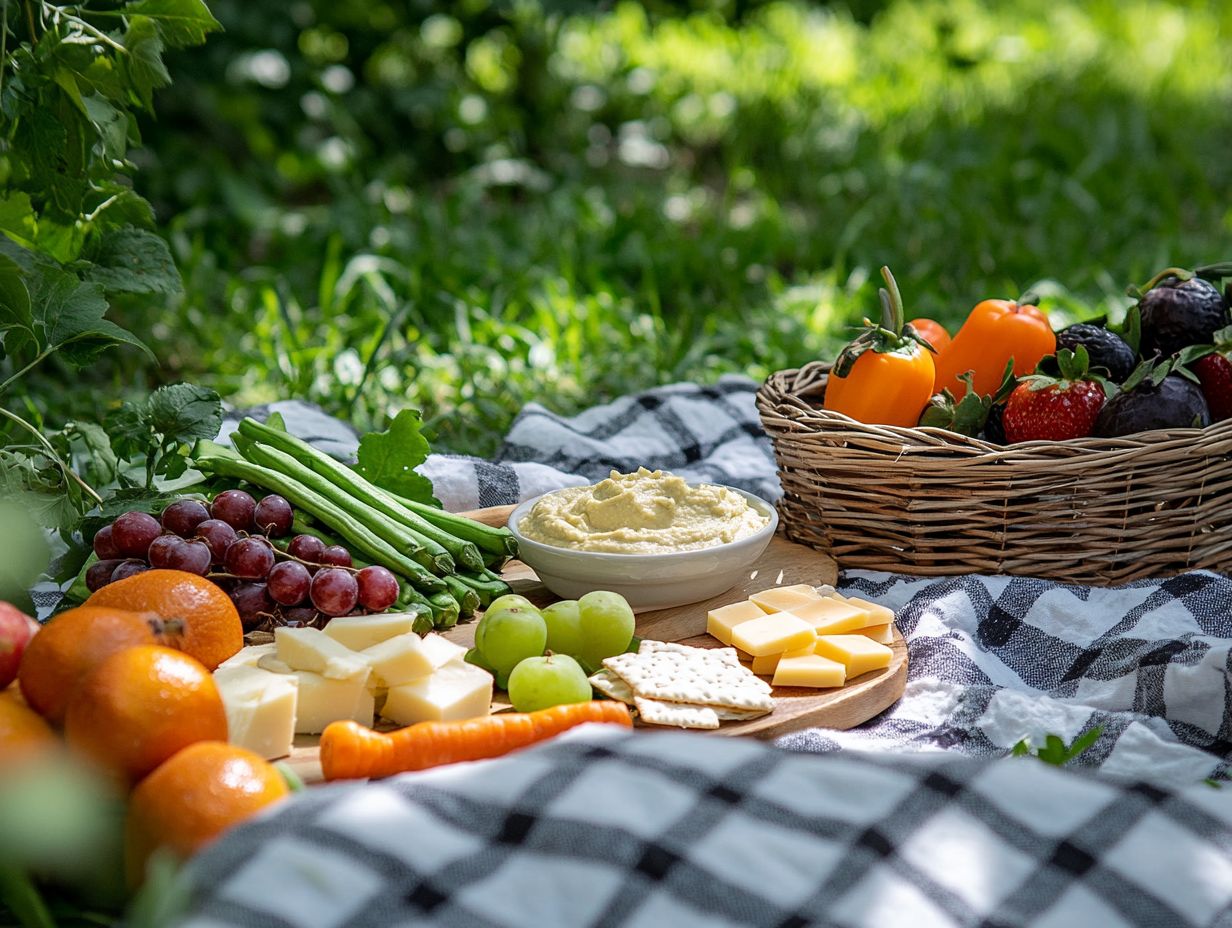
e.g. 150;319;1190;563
189;416;516;629
86;492;408;630
465;591;637;711
824;262;1232;443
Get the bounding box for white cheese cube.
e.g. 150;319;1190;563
323;612;419;651
381;659;493;726
362;632;465;688
293;669;374;734
217;643;276;671
257;653;294;675
275;626;369;680
213;666;298;760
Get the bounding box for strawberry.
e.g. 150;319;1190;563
1002;347;1108;442
1191;325;1232;422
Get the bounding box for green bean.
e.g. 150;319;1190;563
237;418;486;571
453;571;511;607
194;451;445;592
428;591;461;629
388;491;519;557
442;575;481;617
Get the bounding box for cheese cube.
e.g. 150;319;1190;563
731;612;816;658
707;600;767;645
323;612;420;651
775;584;826;600
213;666;298;760
855;623;895;645
814;635;893;678
789;597;871;635
382;660;493;726
257;653;295;675
845;597;895;628
275;627;369;680
773;654;847;688
293;669;374;734
217;643;276;671
362;632;465;687
749;643;814;676
749;587;822;614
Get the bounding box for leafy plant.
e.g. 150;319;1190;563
1011;726;1104;767
355;408;440;507
0;0;221;537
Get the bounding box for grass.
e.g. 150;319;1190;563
41;0;1232;455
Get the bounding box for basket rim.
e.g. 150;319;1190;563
758;360;1232;458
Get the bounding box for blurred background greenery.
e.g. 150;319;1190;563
33;0;1232;453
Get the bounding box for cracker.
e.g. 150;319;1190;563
603;648;774;712
589;669;635;704
638;639;740;665
634;697;720;730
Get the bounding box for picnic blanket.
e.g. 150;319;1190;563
174;383;1232;927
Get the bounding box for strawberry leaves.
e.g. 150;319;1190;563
919;360;1016;436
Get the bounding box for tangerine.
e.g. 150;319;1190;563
0;689;57;767
18;606;159;724
86;569;242;670
64;645;227;785
125;741;288;884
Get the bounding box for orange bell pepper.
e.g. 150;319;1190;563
823;267;937;428
910;318;951;353
932;299;1055;398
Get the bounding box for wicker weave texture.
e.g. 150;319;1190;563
757;361;1232;585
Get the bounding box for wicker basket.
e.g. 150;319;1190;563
757;361;1232;585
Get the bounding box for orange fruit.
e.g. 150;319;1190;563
0;689;57;767
86;569;242;670
126;741;288;884
18;606;159;724
64;645;227;785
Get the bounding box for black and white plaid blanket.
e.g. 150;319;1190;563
173;382;1232;926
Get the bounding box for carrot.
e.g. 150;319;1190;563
320;701;633;780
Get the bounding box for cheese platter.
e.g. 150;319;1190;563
280;504;908;783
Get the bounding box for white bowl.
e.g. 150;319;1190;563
507;486;779;612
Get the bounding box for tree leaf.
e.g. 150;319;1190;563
146;383;224;445
122;16;171;111
85;226;182;295
0;193;38;247
122;0;222;48
355;409;440;506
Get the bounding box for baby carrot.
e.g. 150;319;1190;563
320;701;633;780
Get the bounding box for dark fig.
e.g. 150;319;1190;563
1054;324;1136;383
1133;266;1230;358
1094;373;1210;437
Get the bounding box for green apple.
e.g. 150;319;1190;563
507;653;592;712
541;600;584;657
576;590;635;667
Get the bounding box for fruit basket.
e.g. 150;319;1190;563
757;361;1232;585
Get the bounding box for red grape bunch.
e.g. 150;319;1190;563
88;489;401;629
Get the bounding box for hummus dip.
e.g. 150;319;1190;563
518;467;769;554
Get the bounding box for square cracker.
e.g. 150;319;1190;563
603;648;774;713
639;639;740;666
589;669;635;704
634;697;720;730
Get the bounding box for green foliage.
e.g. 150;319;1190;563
0;0;220;538
86;0;1229;454
355;408;440;507
1012;726;1104;766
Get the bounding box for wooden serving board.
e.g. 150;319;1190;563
284;505;906;782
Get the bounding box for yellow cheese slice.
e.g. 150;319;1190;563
749;587;821;614
749;643;814;676
772;654;847;688
814;635;893;678
854;623;895;645
382;659;493;726
845;597;895;628
323;612;420;651
774;584;825;600
789;597;871;635
707;600;768;645
731;612;816;658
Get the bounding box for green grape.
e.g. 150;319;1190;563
507;653;592;712
577;590;635;667
474;605;547;675
541;600;584;656
486;594;537;614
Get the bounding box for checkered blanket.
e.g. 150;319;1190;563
176;726;1232;928
171;383;1232;927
